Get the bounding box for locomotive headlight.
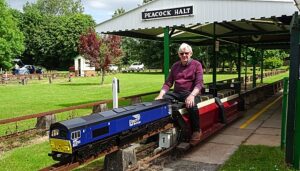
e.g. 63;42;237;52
168;104;172;115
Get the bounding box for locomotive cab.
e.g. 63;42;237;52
49;123;73;161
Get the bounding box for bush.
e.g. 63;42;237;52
264;57;283;69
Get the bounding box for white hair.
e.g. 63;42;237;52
178;43;193;53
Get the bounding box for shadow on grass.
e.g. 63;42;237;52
58;100;108;108
121;72;163;75
58;83;101;86
58;99;133;110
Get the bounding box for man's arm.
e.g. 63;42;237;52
194;62;204;93
185;62;203;107
155;89;166;100
155;65;175;100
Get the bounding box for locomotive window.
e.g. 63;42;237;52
92;126;109;138
71;130;81;140
51;129;59;137
60;130;67;138
50;129;67;138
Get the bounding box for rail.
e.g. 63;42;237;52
0;69;287;85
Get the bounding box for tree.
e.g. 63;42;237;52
25;0;83;16
99;35;122;84
19;0;95;69
264;57;283;69
79;30;122;84
78;29;101;68
263;50;287;69
143;0;154;4
0;0;24;70
112;8;125;18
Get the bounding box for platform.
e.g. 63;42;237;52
153;92;283;170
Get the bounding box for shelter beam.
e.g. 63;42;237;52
218;22;245;32
108;31;162;41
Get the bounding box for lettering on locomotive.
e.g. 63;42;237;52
129;114;141;127
71;130;81;147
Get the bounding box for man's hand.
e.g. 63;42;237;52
155;95;163;100
155;90;166;100
185;95;195;108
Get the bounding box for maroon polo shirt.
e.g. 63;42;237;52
162;59;203;93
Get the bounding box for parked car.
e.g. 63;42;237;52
108;64;118;72
128;62;144;72
12;65;42;75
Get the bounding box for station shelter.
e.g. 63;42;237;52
96;0;300;169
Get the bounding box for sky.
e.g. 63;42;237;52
6;0;143;24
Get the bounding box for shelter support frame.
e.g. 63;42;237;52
281;77;288;149
260;50;264;83
252;49;257;88
213;22;218;97
164;27;170;80
237;42;241;83
244;47;248;91
286;12;300;170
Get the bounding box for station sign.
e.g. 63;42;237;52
142;6;193;20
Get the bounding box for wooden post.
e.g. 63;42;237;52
48;76;52;84
104;144;140;171
130;96;142;104
92;103;108;113
36;115;56;129
68;73;72;82
21;77;25;85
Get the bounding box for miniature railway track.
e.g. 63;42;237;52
39;123;174;171
0;128;44;141
40;146;119;171
127;145;176;171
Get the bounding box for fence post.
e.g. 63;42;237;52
68;73;72;82
92;103;108;113
36;115;56;129
48;76;52;84
281;77;288;149
130;96;142;104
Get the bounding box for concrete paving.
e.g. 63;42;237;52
158;92;283;171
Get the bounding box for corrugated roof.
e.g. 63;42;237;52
96;0;297;33
95;0;298;48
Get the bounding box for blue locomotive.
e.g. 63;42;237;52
49;90;242;162
49;100;171;161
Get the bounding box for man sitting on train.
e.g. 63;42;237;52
155;43;204;145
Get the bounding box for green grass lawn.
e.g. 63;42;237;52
0;71;289;171
0;141;56;171
219;145;292;171
263;72;289;84
0;73;239;120
0;71;288;135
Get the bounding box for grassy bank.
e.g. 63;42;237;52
0;141;55;171
219;145;292;171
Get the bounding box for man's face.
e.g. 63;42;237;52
178;48;192;64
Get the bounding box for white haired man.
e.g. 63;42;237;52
155;43;204;145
